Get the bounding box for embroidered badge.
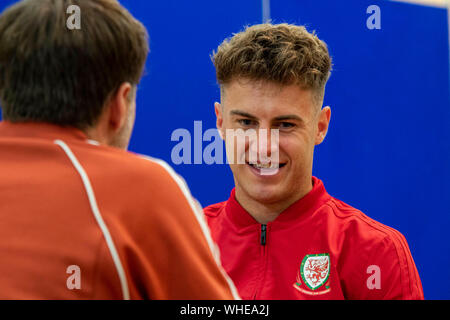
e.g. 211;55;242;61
293;253;331;295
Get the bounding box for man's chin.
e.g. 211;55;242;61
109;132;132;150
241;184;285;205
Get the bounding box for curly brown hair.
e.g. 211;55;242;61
211;23;332;107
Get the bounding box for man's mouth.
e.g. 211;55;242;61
246;161;287;176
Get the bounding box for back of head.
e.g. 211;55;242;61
0;0;149;130
212;23;332;107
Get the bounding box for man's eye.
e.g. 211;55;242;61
278;122;295;129
238;119;255;126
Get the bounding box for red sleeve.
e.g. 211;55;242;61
342;229;424;300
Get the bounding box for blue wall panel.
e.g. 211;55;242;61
0;0;448;299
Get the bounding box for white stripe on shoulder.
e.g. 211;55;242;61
54;139;130;300
139;155;241;300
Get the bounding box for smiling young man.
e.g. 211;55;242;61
205;23;424;300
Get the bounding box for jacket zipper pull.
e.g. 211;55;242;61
260;224;267;246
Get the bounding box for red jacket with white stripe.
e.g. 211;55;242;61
0;121;238;300
204;176;424;300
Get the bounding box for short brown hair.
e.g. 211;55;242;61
212;23;332;106
0;0;149;129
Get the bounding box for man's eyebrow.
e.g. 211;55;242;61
229;110;258;119
229;110;304;123
273;114;303;122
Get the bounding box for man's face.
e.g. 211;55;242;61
215;79;331;207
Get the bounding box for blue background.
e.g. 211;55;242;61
0;0;449;299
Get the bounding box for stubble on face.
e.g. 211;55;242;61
110;90;137;150
219;79;322;221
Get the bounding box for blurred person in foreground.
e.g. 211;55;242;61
0;0;239;300
205;23;424;300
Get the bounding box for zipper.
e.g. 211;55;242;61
254;224;268;299
260;224;267;245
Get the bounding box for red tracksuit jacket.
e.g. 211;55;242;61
0;121;238;299
205;176;424;300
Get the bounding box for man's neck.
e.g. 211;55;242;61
234;181;313;225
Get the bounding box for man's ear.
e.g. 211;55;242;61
315;106;331;145
215;102;224;140
108;82;133;132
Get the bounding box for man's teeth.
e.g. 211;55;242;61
251;163;278;169
247;162;282;176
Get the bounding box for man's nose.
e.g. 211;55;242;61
248;128;280;163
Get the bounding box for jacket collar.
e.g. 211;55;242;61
0;121;89;142
224;176;331;229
